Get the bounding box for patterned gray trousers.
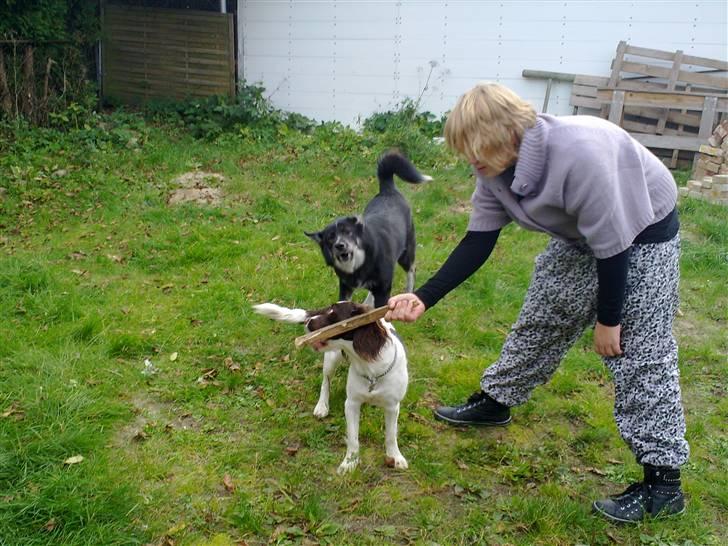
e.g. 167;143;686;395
481;236;689;468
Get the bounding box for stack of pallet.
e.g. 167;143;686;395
569;41;728;170
680;120;728;206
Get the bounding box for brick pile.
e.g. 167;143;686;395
679;119;728;206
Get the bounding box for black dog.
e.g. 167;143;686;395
306;151;431;307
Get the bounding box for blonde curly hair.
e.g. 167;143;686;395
444;82;537;175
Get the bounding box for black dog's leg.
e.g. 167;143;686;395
399;223;416;292
371;282;392;308
372;292;389;308
339;281;354;302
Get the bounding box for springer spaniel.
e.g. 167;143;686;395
253;301;408;474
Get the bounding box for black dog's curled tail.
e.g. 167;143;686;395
376;150;432;193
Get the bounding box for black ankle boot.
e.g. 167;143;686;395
592;464;685;523
433;390;511;426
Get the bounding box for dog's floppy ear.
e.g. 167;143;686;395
304;230;323;244
352;321;388;362
340;215;362;227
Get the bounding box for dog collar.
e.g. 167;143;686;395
360;344;397;392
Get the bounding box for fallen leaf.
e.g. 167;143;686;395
223;473;235;492
285;445;300;456
63;455;84;465
43;518;56;532
106;254;123;263
169;352;178;362
456;460;469;470
606;458;623;465
70;269;87;276
164;522;186;537
196;368;220;386
132;430;148;442
586;466;606;476
224;357;240;372
1;404;23;418
409;412;430;425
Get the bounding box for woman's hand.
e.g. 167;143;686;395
386;293;426;322
594;322;622;357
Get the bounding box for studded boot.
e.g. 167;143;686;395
592;464;685;523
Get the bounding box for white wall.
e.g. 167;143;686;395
237;0;728;126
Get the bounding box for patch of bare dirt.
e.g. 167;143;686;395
167;171;224;206
450;200;471;215
674;307;725;349
114;393;200;445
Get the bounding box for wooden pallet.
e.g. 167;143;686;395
599;89;728;152
606;42;727;95
569;41;728;167
570;74;609;114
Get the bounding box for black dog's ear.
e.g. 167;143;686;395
304;230;322;243
341;215;361;226
354;217;364;235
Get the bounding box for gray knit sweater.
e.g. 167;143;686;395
468;114;678;258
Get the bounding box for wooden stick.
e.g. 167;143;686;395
294;306;389;348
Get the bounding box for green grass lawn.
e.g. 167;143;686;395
1;115;726;546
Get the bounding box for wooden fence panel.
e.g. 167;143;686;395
102;5;235;104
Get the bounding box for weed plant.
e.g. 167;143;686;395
0;95;726;545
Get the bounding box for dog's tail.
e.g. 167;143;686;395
377;150;432;193
253;303;309;324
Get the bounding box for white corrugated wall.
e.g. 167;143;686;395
237;0;728;125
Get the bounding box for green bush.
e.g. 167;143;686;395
142;82;312;141
139;83;446;154
361;97;446;139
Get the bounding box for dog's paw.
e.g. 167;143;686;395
385;455;408;470
337;454;359;475
313;402;329;419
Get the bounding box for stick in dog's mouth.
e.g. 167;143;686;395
294;306;389;348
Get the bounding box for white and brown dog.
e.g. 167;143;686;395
253;301;408;474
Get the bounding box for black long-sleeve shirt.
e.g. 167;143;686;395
414;208;678;326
